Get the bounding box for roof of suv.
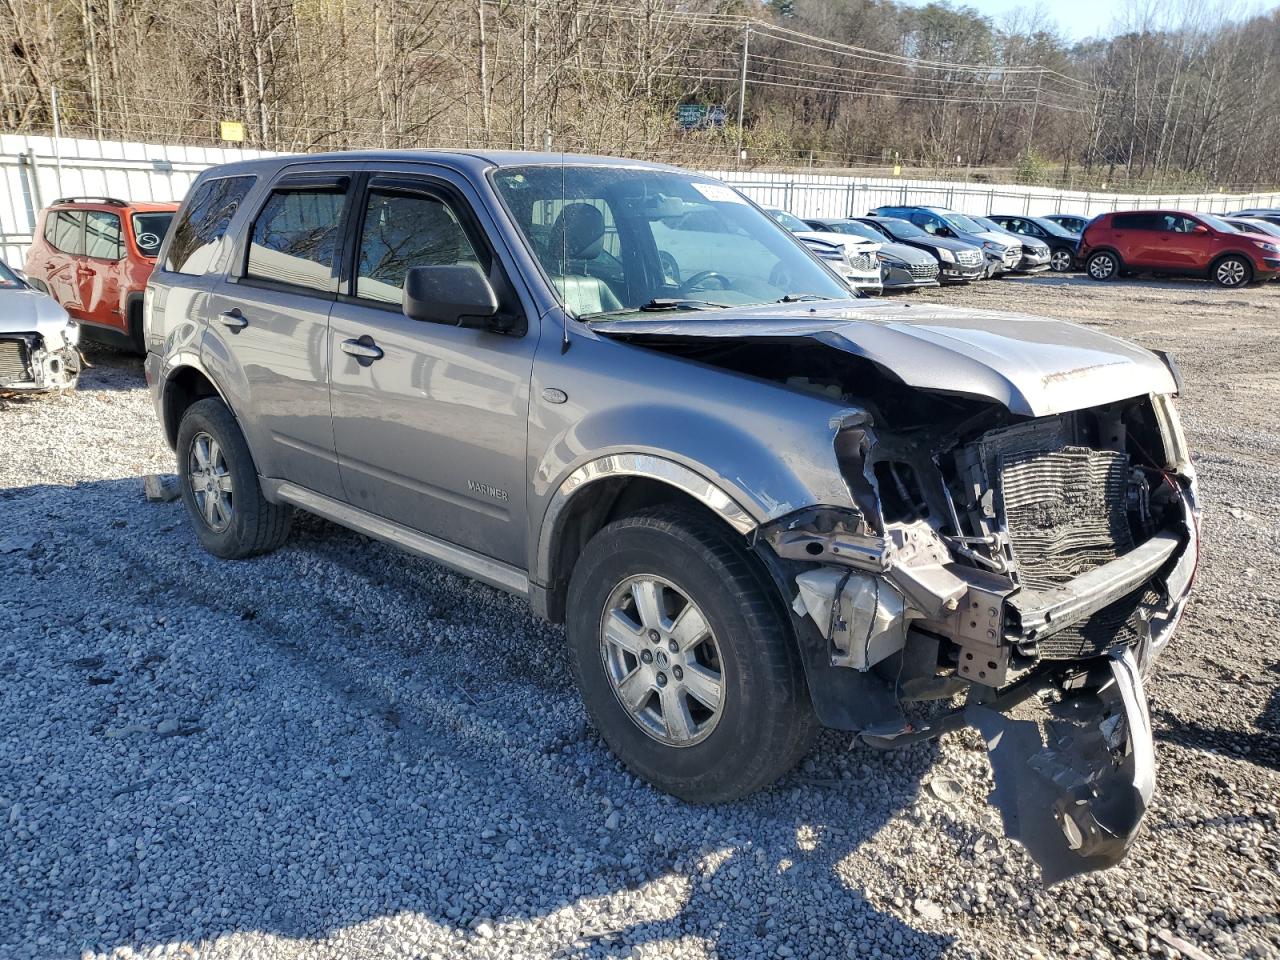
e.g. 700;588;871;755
188;149;685;179
48;196;178;212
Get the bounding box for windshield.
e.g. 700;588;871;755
1233;218;1280;237
945;212;987;233
767;209;810;233
870;217;927;240
825;220;884;243
131;212;174;257
1029;217;1077;239
493;166;849;317
1198;213;1238;233
0;259;23;288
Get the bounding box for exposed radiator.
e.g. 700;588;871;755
0;338;32;384
999;446;1134;592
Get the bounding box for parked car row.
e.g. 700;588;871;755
769;201;1280;292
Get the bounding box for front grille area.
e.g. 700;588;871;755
849;252;875;271
999;446;1134;594
957;249;983;267
909;261;940;281
997;443;1141;659
0;337;33;384
1002;245;1022;266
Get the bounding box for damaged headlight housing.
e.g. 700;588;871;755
938;248;955;263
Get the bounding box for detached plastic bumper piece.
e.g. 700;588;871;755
970;649;1155;884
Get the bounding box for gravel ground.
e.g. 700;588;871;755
2;275;1278;960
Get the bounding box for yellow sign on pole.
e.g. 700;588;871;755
219;121;246;143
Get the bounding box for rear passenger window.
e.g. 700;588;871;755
355;191;482;305
1112;213;1161;231
246;188;345;293
166;175;256;275
85;211;123;259
48;210;85;255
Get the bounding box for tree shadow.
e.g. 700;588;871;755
0;478;952;959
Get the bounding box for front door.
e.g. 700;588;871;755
80;210;126;334
203;167;353;500
327;171;537;567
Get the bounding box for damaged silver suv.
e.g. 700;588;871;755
145;152;1198;882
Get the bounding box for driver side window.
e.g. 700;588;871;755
355;191;482;306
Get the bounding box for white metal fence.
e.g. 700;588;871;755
6;133;1280;266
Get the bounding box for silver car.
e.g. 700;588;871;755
0;259;80;393
145;152;1198;882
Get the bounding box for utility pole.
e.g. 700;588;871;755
1025;69;1044;157
736;24;750;168
50;83;64;196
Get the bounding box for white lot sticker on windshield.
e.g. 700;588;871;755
691;182;746;204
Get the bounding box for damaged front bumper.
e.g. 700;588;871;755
0;333;80;392
761;396;1198;881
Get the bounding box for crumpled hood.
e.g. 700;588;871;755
973;230;1019;249
0;288;73;343
592;300;1177;417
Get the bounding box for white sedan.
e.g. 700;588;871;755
0;259;80;393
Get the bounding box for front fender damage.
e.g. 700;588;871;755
757;395;1196;882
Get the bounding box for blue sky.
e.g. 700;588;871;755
896;0;1279;42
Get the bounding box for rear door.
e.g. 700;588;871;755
42;209;84;314
1109;213;1161;266
327;167;537;566
203;166;355;501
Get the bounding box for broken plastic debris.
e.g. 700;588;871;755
143;474;182;502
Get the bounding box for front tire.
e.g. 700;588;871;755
566;506;816;803
1050;247;1075;272
1086;250;1120;280
1212;255;1252;288
176;397;292;559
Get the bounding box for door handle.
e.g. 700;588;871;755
341;336;384;363
217;310;248;331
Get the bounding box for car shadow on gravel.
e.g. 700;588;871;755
1;478;955;960
1151;668;1280;773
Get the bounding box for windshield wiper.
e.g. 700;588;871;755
774;293;834;303
579;299;728;320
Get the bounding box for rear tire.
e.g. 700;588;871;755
128;301;146;355
1086;250;1120;281
176;397;292;559
1211;254;1252;288
566;506;816;803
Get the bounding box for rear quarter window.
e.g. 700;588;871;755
165;175;256;275
1112;213;1161;231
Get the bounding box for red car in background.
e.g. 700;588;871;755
24;197;178;353
1081;209;1280;288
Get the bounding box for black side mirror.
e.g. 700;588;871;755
403;263;502;330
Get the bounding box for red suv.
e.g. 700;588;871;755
24;197;178;353
1081;210;1280;288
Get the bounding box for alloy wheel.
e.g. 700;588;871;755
1051;249;1073;272
1216;258;1247;287
1088;254;1116;279
599;575;725;746
188;431;234;533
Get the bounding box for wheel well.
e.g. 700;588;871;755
540;477;749;623
161;366;221;449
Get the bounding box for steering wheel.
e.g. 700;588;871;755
678;270;732;295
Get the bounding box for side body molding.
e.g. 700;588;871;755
533;453;757;589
